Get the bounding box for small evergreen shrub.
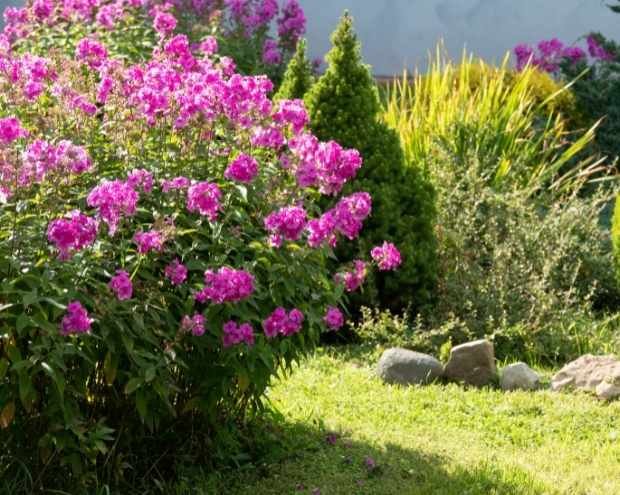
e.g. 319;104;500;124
304;12;438;312
274;38;315;100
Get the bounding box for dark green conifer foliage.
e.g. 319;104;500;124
274;39;315;100
305;12;438;311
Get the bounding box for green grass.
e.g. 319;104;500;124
175;346;620;495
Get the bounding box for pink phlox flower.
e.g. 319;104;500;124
133;229;165;254
60;300;93;335
181;313;206;336
165;258;188;285
370;241;402;271
87;179;139;235
222;320;254;347
47;210;98;260
126;168;154;193
108;269;133;300
195;267;255;304
323;306;344;330
186;181;221;220
225;153;259;183
263;307;304;338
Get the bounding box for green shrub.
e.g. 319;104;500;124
304;12;438;312
559;34;620;164
274;39;315;101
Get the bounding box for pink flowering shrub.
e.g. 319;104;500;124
513;32;620;164
4;0;306;85
0;17;399;486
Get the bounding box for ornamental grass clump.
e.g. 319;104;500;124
0;11;398;489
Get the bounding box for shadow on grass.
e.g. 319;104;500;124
173;410;553;495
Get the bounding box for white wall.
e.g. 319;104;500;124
299;0;620;75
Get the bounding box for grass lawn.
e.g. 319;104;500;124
179;346;620;495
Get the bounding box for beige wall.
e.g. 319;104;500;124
299;0;620;75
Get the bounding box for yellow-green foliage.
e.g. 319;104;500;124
429;60;582;125
383;49;598;196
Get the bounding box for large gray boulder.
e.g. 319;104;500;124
551;354;620;400
500;362;540;391
443;339;496;386
377;348;443;385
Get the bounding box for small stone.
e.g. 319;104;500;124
443;339;496;386
377;348;443;385
500;362;540;391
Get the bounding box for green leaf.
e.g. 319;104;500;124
124;377;142;395
0;359;9;380
135;390;148;421
18;373;36;413
104;352;118;385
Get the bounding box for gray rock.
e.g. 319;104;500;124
443;339;496;386
377;348;443;385
551;354;620;401
500;362;540;391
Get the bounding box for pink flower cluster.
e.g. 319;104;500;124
586;35;614;61
225;153;259;183
371;242;402;271
75;37;108;69
187;181;221;220
306;192;372;248
273;99;308;135
263;307;304;338
133;230;165;254
514;35;614;73
222;320;254;347
165;258;188;285
109;270;133;300
181;313;206;336
60;301;92;335
277;0;306;48
226;0;279;36
262;39;281;65
336;260;367;292
47;210;98;260
289;134;362;195
18;139;91;189
127;169;154;193
87;179;139;235
0;53;57;101
323;306;344;330
251;125;285;149
0;116;28;144
195;267;255;304
161;176;190;192
264;205;307;247
153;10;177;37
